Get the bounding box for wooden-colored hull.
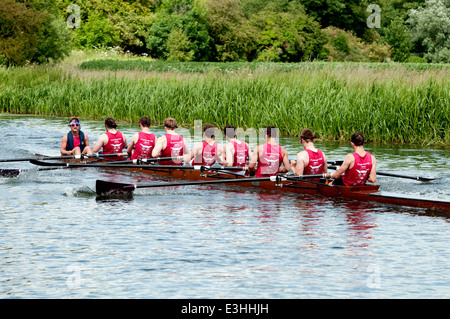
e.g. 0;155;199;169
111;164;450;213
41;155;450;213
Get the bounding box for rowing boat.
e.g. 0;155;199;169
29;156;450;213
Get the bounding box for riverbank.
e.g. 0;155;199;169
0;53;448;145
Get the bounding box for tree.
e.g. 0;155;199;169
146;0;212;61
166;27;195;61
407;0;450;63
383;16;412;62
0;0;71;66
251;10;328;62
205;0;259;61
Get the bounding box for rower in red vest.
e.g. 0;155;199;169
60;117;93;156
190;123;224;166
248;126;290;177
152;117;189;165
223;124;251;168
331;132;377;186
127;116;156;160
290;129;327;182
92;117;127;160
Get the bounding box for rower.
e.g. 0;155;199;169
290;129;327;182
190;124;224;166
127;116;156;160
223;124;251;168
92;117;127;161
60;117;93;156
331;132;377;186
151;117;189;165
248;126;290;177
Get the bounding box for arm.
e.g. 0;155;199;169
92;134;107;153
151;136;165;158
278;148;290;173
247;145;260;171
368;156;377;183
217;144;225;165
291;151;307;175
331;154;353;180
127;133;138;156
122;135;128;150
60;134;72;155
225;143;234;166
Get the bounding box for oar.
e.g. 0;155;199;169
0;153;128;163
97;156;184;165
29;159;247;172
327;164;438;182
0;166;71;177
96;173;329;195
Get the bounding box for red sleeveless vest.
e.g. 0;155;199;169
103;131;124;161
232;141;249;167
159;133;185;165
131;132;156;160
342;152;373;186
255;143;283;177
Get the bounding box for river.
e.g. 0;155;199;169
0;114;449;299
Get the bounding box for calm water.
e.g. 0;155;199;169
0;114;449;299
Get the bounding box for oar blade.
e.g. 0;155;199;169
0;169;21;177
96;180;136;196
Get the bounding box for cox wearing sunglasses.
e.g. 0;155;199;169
60;117;93;156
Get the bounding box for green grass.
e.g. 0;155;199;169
0;59;449;145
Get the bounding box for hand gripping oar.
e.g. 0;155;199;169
0;153;128;163
96;173;330;195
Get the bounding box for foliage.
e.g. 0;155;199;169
205;0;259;61
166;27;195;61
146;0;212;61
251;10;328;62
407;0;450;63
0;0;71;66
324;27;391;62
383;17;413;62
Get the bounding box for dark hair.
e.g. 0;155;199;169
300;129;315;142
105;117;117;129
139;116;151;128
69;117;79;124
163;117;178;129
265;126;278;138
351;132;365;146
203;123;215;138
224;124;236;138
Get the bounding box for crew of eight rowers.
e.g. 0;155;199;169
61;116;377;186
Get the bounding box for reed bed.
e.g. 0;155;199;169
0;62;448;145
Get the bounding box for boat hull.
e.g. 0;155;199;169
38;155;450;213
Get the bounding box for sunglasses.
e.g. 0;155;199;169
69;122;80;127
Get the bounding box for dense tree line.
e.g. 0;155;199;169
1;0;449;66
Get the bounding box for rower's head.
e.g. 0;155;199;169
351;132;365;147
300;129;315;144
203;123;215;139
224;124;236;140
105;118;117;130
163;118;178;131
264;126;278;141
139;116;151;128
68;118;80;132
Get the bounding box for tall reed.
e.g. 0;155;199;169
0;62;448;144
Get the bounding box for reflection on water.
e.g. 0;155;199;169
1;115;450;298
